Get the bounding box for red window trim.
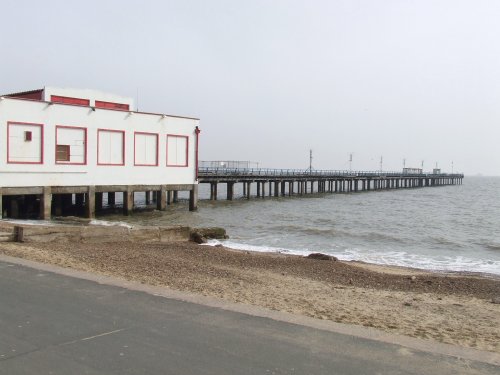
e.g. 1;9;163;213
134;132;159;166
95;100;130;111
97;129;126;166
7;122;44;165
55;125;88;165
51;95;90;106
166;134;189;167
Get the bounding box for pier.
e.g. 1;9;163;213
198;167;464;200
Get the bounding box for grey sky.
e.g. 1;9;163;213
1;0;499;175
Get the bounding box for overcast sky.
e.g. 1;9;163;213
1;0;499;175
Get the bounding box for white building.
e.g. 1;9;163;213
0;87;200;219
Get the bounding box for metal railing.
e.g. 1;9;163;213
198;167;464;179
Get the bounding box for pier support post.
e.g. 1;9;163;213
0;193;3;219
257;182;261;197
281;181;286;196
226;182;234;200
289;181;293;196
210;183;218;200
39;186;52;220
261;182;266;198
274;181;279;197
85;186;95;219
189;184;198;211
123;188;134;216
246;182;251;199
243;182;247;197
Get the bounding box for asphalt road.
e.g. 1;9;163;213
0;260;498;375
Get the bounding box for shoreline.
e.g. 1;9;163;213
0;239;499;354
208;242;500;280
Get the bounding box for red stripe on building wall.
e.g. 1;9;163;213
51;95;90;106
95;100;130;111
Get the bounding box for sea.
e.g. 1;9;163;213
105;176;500;277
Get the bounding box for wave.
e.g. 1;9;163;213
266;224;409;244
203;240;500;276
1;219;57;226
481;242;500;251
89;219;133;229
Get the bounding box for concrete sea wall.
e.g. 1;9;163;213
0;221;225;244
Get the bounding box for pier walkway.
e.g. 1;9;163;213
198;168;464;200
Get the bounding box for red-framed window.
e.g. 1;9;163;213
7;122;44;164
55;125;87;165
134;132;159;166
97;129;126;166
51;95;90;106
95;100;130;111
166;134;189;167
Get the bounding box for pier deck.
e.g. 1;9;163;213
198;168;464;200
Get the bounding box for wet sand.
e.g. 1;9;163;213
0;240;499;353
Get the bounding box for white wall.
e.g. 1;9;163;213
0;97;199;187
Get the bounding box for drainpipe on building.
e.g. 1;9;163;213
195;126;201;181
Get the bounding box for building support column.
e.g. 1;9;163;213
123;188;133;216
39;186;52;220
157;186;166;211
145;191;151;205
0;192;3;219
85;186;95;219
173;191;179;203
189;184;198;211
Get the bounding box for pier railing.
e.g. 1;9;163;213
198;167;463;179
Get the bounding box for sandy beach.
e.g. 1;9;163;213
1;240;499;354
